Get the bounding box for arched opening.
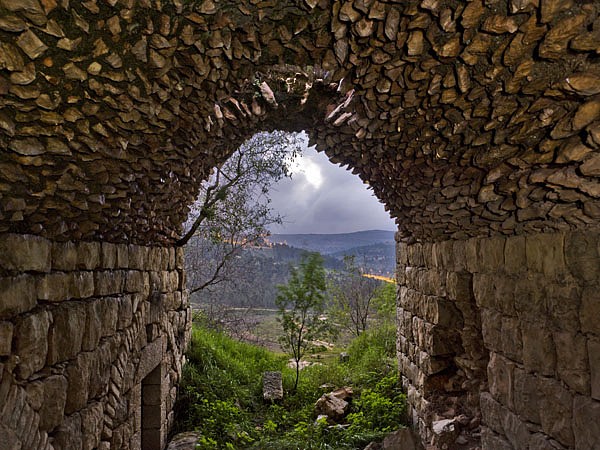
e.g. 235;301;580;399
1;1;600;449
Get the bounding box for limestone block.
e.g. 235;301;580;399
528;234;567;277
65;352;91;414
528;433;564;450
573;396;600;450
52;412;82;450
70;272;94;299
100;297;119;337
465;238;479;273
0;321;13;355
116;245;129;268
522;323;556;376
588;338;600;400
117;295;133;330
504;235;526;275
52;241;78;271
47;302;86;365
565;232;600;282
487;352;515;410
25;380;44;411
513;367;541;424
0;275;37;319
424;323;461;356
423;296;462;328
39;374;68;431
407;243;424;267
126;270;146;293
478;237;505;273
82;300;103;351
88;340;113;400
580;286;600;335
553;331;589;394
74;242;101;270
137;338;165;383
481;308;502;352
101;242;118;269
502;406;532;450
0;234;50;272
0;423;21;450
128;245;145;270
94;270;125;296
500;316;522;363
473;274;496;309
545;283;581;332
445;271;473;302
538;377;574;447
513;276;547;322
37;272;70;301
175;247;184;270
14;310;50;379
451;240;467;272
481;427;514;450
397;242;409;266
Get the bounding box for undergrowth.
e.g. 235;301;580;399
174;322;407;449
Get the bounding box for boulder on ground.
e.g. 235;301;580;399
166;432;201;450
262;371;283;401
315;387;353;422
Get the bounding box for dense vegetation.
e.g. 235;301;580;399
174;313;407;449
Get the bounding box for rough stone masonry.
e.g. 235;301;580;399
0;0;600;449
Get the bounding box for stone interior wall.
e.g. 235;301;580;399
0;234;190;450
397;231;600;450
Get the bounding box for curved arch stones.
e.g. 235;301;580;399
1;0;600;449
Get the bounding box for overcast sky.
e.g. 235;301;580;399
268;137;396;234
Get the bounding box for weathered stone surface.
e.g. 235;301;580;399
588;338;600;401
572;396;600;450
14;310;50;379
262;371;283;401
0;321;13;356
538;377;574;447
39;374;68;431
16;30;47;60
0;234;51;272
522;323;555;376
0;275;36;318
315;391;350;422
52;411;82;450
47;303;86;365
554;331;589;394
166;432;201;450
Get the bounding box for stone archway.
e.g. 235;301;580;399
1;0;600;449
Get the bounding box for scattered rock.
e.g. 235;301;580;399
263;371;283;401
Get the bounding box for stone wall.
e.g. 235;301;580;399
0;234;189;450
397;231;600;449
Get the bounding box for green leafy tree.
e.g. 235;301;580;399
276;252;331;391
182;131;301;326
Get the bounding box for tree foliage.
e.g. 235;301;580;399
276;252;331;391
183;131;301;324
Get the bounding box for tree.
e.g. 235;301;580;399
276;252;331;391
328;255;381;337
182;131;301;326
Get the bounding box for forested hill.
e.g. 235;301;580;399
267;230;396;254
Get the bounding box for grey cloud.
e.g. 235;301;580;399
268;145;396;234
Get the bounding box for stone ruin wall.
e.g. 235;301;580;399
397;231;600;449
1;0;600;449
0;234;189;450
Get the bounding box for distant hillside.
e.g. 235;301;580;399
268;230;396;255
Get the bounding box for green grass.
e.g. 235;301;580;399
174;322;407;450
